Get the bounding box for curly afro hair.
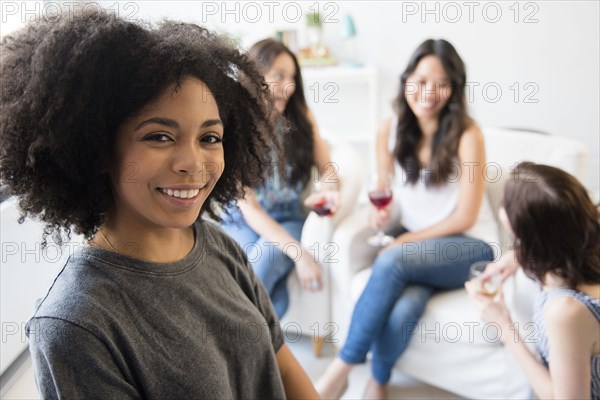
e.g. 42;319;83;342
0;9;279;243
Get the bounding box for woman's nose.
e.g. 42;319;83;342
172;143;204;175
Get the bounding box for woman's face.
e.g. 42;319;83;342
405;55;453;121
265;52;297;113
111;76;224;231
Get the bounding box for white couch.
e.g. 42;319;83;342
280;140;365;356
303;128;589;398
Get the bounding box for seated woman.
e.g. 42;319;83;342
0;10;318;399
316;38;497;399
466;162;600;399
221;38;339;318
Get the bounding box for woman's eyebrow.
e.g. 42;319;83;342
134;117;179;131
202;119;224;128
134;118;223;131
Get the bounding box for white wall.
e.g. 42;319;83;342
2;1;598;195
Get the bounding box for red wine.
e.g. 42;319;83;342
310;199;334;217
368;190;393;209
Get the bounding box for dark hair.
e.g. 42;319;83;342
248;38;314;186
503;162;600;289
393;39;471;186
0;10;277;243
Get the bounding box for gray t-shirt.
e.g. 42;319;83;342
25;221;286;399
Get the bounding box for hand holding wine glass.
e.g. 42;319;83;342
367;173;394;247
304;180;340;218
468;261;502;301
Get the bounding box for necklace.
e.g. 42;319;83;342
96;227;120;253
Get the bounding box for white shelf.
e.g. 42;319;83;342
301;65;378;176
301;65;378;145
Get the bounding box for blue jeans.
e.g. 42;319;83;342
339;231;494;384
221;207;305;318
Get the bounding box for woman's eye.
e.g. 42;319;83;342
144;133;173;142
201;135;222;144
269;73;284;82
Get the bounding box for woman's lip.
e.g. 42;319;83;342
157;188;203;208
158;185;205;190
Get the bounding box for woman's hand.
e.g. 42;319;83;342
465;280;513;342
369;205;393;231
303;190;340;216
480;250;520;284
378;231;415;254
295;249;323;291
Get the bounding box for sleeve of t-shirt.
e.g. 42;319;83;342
27;317;140;399
243;255;285;353
204;221;285;353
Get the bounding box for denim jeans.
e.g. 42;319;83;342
221;206;305;319
339;230;494;384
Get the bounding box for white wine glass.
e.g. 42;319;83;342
469;261;502;301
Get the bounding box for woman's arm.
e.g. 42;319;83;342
391;125;487;245
464;283;554;398
465;285;595;399
375;118;395;183
543;296;594;399
306;108;340;191
369;118;396;229
276;344;319;399
237;189;323;290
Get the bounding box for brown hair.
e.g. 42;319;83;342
503;162;600;288
248;38;314;186
393;39;472;186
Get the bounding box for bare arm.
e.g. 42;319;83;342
368;119;397;229
236;190;322;290
465;282;554;398
465;286;596;399
375;118;395;183
276;344;319;399
542;296;594;399
307;108;340;191
237;189;300;254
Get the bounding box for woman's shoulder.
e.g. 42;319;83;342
30;251;122;332
201;219;246;255
543;288;600;329
378;117;394;137
459;123;484;144
457;122;485;159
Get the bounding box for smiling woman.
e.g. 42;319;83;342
0;9;318;399
106;78;225;262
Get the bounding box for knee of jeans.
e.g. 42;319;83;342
393;287;431;315
372;251;410;281
483;243;495;261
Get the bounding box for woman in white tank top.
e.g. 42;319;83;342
317;39;497;399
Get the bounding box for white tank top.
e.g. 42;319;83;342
388;121;498;247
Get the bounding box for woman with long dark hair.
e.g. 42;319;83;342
221;38;339;318
317;39;497;399
467;162;600;399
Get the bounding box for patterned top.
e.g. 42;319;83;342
255;121;306;215
255;162;304;214
532;287;600;399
